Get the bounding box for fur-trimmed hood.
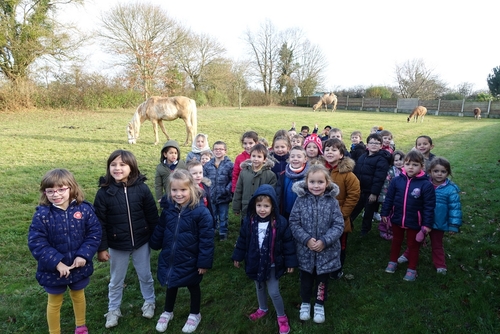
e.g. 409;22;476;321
337;156;356;174
292;179;340;198
240;158;275;170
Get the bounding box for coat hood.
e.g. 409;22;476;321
337;156;355;174
190;133;210;154
240;158;275;170
292;179;340;198
246;184;280;219
160;140;181;164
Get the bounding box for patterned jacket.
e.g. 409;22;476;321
203;156;234;205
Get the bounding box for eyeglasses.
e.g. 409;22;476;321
367;142;381;145
44;187;70;196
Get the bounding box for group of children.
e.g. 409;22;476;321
27;123;462;334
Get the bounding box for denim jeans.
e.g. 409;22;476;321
212;202;229;236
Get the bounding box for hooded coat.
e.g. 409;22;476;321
232;185;298;281
330;157;360;233
289;180;344;275
155;140;187;200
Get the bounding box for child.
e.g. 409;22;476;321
415;135;435;171
349;133;391;236
289;165;344;323
291;134;304;148
328;127;343;140
155;140;187;201
28;169;101;334
259;137;270;149
94;150;159;328
300;125;310;138
349;130;366;163
380;130;395;154
322;139;360;279
187;160;213;215
150;169;214;333
203;141;234;241
186;133;210;162
268;132;291;179
381;150;435;281
398;157;462;275
232;185;298;334
200;150;213;166
303;134;324;165
319;125;332;141
277;145;309;220
377;150;405;240
233;143;277;217
232;130;259;193
288;122;297;139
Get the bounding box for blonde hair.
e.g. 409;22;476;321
39;169;84;206
167;169;202;209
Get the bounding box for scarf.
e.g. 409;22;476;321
250;215;276;283
285;162;309;180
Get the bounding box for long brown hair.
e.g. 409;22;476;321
100;150;140;187
39;169;84;206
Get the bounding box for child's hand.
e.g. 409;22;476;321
381;216;388;224
233;261;240;268
368;194;377;203
97;250;110;262
72;256;86;268
422;226;432;234
287;268;294;273
312;240;325;252
56;262;74;278
198;268;207;275
307;238;317;250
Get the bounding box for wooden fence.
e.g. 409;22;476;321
296;96;500;118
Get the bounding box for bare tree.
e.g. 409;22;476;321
97;2;187;98
394;58;447;99
295;40;327;96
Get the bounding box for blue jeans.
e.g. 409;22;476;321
212;202;229;236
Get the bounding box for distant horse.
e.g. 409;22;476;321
473;107;481;120
407;106;427;123
312;93;338;112
127;96;197;145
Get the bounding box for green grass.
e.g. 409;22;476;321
0;107;499;333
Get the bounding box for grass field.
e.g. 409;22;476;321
0;106;499;333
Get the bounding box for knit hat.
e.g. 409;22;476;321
303;134;323;155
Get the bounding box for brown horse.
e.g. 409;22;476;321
407;106;427;123
312;93;338;112
127;96;198;145
473;107;481;120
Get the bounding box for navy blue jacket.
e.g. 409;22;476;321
353;150;391;195
28;201;101;287
232;185;298;281
203;156;234;205
150;196;214;288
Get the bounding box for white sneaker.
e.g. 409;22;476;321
373;212;381;221
313;304;325;323
104;309;122;328
299;303;311;321
182;313;201;333
397;255;408;264
437;268;447;275
142;302;155;319
156;311;173;333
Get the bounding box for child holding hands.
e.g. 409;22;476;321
232;185;298;334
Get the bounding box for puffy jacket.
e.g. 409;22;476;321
353;150;391;195
350;142;366;162
28;201;101;287
150;196;214;288
232;185;298;281
380;170;435;230
155;140;187;200
203;156;234;205
330;157;360;233
289;180;344;275
268;152;289;180
94;175;158;252
433;179;462;233
276;162;309;219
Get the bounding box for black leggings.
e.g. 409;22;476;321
300;269;330;305
164;284;201;314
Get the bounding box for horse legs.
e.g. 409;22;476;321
182;117;193;146
151;120;160;145
158;120;170;142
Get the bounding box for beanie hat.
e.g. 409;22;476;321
303;134;323;155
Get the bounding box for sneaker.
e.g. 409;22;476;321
249;308;268;321
329;270;344;280
299;303;311;321
385;261;397;273
313;304;325;323
182;313;201;333
437;268;447;275
156;311;173;333
277;315;290;334
373;212;381;221
403;269;418;281
104;309;122;328
142;302;155;319
75;325;88;334
397;255;408;264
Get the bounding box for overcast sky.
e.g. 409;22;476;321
60;0;497;92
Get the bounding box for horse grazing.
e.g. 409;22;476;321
473;107;481;120
407;106;427;123
127;96;198;145
312;93;338;112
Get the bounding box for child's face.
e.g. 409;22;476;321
291;137;303;147
289;149;307;169
305;143;319;159
44;185;70;210
251;151;266;170
367;139;382;155
307;171;327;196
300;129;309;137
370;127;378;134
242;137;257;154
273;139;289;157
288;130;296;138
200;155;211;165
393;154;404;169
188;165;203;184
382;135;392;146
110;155;131;183
323;146;343;165
195;136;206;149
213;144;226;159
415;138;434;156
255;197;272;219
430;164;449;185
164;147;178;164
329;131;342;140
170;179;190;206
351;135;361;144
404;160;423;178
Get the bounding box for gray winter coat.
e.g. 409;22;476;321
288;180;344;275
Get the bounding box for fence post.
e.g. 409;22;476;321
346;96;349;110
487;100;492;118
436;99;441;116
378;97;381;112
459;99;465;117
361;97;364;111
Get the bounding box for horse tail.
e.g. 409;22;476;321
190;99;198;136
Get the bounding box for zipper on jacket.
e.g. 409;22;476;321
166;209;182;281
124;186;135;247
65;210;74;266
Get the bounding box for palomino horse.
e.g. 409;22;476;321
127;96;197;145
473;107;481;120
312;92;338;112
407;106;427;123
